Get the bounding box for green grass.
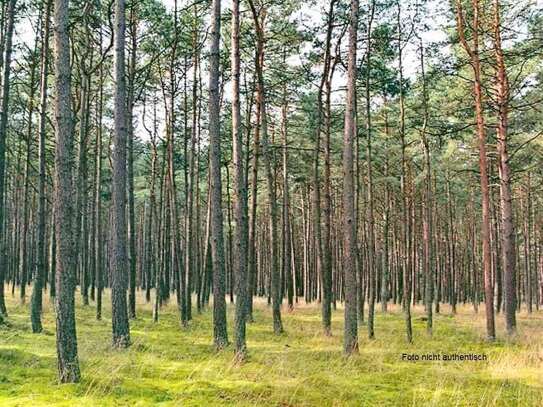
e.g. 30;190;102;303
1;290;542;406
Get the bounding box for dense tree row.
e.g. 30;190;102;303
0;0;541;381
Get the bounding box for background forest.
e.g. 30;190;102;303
0;0;542;405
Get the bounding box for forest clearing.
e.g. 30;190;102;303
1;291;542;406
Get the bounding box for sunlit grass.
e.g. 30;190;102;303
0;289;541;406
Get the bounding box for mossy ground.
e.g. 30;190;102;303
0;290;541;406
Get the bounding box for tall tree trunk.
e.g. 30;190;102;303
95;31;104;321
186;5;200;320
231;0;249;360
281;87;293;311
322;16;338;334
53;0;81;382
493;0;516;336
209;0;228;349
0;0;16;321
31;0;52;333
456;0;496;340
75;68;90;307
127;2;138;319
165;0;186;327
246;22;263;325
248;0;283;335
144;95;159;320
20;30;39;305
398;1;412;343
381;95;391;313
419;37;433;335
365;0;376;340
342;0;359;355
111;0;131;348
317;0;336;336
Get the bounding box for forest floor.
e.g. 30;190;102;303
0;291;542;406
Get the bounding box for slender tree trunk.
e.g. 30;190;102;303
281;88;293;311
246;23;263;324
20;29;39;305
225;164;234;304
31;0;52;333
248;0;283;335
365;0;376;339
75;64;90;307
0;0;16;321
53;0;81;382
381;96;391;313
493;0;516;336
316;0;336;336
164;1;186;327
398;1;412;343
186;6;200;321
231;0;248;360
95;34;104;321
456;0;496;340
322;26;338;333
111;0;131;348
94;96;103;319
127;3;138;319
144;96;159;321
209;0;228;349
342;0;359;355
419;37;433;335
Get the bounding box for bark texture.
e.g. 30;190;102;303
111;0;131;348
342;0;359;355
231;0;248;360
31;0;52;333
209;0;228;349
53;0;81;382
493;0;516;336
